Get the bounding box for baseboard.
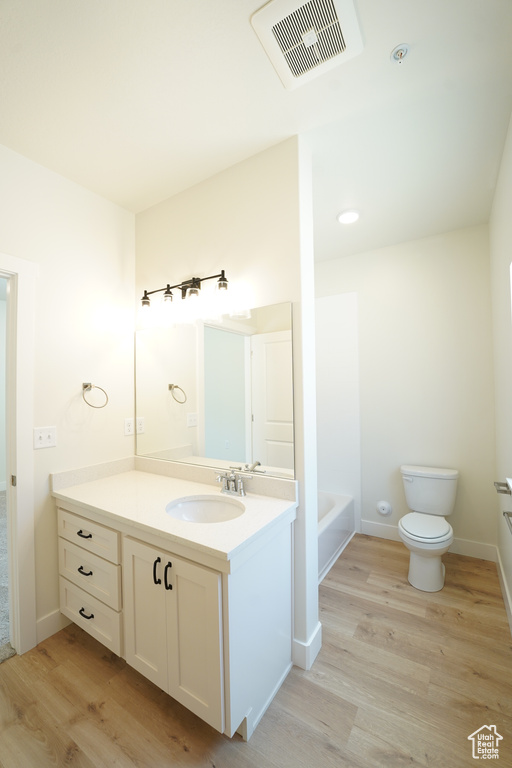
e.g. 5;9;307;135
361;520;498;561
449;537;497;562
496;547;512;637
36;609;71;644
292;620;322;671
361;520;400;541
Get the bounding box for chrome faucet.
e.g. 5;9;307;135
245;460;265;472
216;471;252;496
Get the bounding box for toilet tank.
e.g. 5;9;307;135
400;465;458;516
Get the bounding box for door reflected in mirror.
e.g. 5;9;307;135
135;302;294;479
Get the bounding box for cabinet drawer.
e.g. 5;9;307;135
58;538;122;611
58;508;120;564
59;577;122;656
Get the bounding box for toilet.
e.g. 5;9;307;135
398;464;458;592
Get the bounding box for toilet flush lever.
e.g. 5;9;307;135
494;481;511;495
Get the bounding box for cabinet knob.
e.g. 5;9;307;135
78;565;93;576
79;607;94;620
153;557;162;585
77;529;92;539
164;561;173;590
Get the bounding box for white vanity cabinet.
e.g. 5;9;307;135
53;470;297;741
123;537;224;732
57;508;122;655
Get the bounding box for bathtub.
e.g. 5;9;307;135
318;491;355;582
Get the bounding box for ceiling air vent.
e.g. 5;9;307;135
251;0;363;90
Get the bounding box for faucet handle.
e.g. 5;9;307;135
216;472;229;492
235;472;252;496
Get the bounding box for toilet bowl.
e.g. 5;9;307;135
399;465;458;592
398;512;454;592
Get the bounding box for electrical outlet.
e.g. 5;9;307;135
33;426;57;449
186;413;198;428
124;418;134;436
136;417;145;434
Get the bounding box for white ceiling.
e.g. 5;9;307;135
1;0;511;262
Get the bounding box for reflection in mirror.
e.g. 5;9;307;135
135;302;294;478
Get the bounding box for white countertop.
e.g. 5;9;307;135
52;470;297;563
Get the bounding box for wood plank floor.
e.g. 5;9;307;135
1;534;511;767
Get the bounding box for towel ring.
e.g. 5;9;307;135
82;382;109;409
168;384;187;404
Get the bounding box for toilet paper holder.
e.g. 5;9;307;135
494;481;511;495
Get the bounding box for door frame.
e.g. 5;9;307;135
1;251;37;654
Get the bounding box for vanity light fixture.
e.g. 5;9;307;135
140;270;228;309
337;209;360;224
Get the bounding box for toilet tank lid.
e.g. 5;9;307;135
401;465;458;479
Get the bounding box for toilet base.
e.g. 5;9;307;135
408;553;446;592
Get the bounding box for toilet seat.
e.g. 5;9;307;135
399;512;452;543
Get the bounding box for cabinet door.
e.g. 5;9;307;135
166;557;224;733
123;538;168;690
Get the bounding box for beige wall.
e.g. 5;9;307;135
0;143;135;633
490;111;512;609
316;225;496;555
136;137;320;662
136;139;303;308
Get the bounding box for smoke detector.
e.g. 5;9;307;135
390;44;410;64
251;0;364;90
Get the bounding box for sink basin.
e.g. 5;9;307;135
166;495;245;523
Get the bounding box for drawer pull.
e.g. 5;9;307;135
153;557;162;585
164;561;173;591
77;565;93;577
79;607;94;620
77;529;92;539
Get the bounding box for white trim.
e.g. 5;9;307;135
496;546;512;638
449;537;498;562
1;252;37;654
36;608;71;644
292;620;322;670
361;519;499;562
361;519;401;541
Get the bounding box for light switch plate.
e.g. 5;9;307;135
33;426;57;449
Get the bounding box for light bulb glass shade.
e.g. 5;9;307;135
141;291;150;308
186;286;200;300
163;286;173;302
337;209;360;224
217;273;228;291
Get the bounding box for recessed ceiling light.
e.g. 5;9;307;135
337;210;360;224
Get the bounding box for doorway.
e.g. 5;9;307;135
0;253;37;656
0;276;9;655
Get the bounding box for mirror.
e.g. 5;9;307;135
135;302;294;478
